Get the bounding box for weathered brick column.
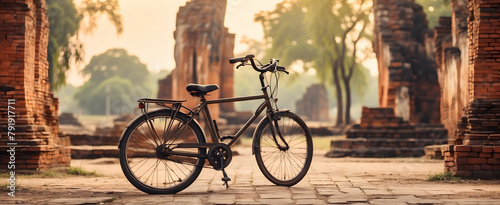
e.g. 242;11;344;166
434;0;469;140
372;0;441;124
158;0;235;120
441;0;500;178
0;0;70;170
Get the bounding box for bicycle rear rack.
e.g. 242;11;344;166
138;98;186;105
138;98;189;112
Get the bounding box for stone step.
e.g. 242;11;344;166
424;144;446;159
345;128;448;139
71;146;119;159
0;138;47;145
69;134;120;146
325;147;426;158
330;138;448;149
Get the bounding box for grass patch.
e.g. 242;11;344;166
0;182;11;192
39;170;65;178
2;167;103;179
428;172;462;182
68;166;103;177
103;197;117;204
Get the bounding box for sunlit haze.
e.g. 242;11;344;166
68;0;377;86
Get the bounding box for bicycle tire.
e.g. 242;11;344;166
119;109;206;194
253;111;313;186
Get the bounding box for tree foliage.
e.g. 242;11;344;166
416;0;451;28
47;0;123;90
74;48;152;114
255;0;371;126
255;2;316;67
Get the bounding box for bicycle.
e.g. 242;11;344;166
118;54;313;194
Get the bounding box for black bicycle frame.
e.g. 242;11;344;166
193;73;270;145
144;72;289;159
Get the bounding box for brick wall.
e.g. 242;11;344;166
434;0;470;139
468;0;500;100
443;145;500;178
440;0;500;178
358;107;410;129
0;0;70;170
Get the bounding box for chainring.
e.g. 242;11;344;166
207;143;232;170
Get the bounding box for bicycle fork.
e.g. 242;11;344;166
267;112;290;151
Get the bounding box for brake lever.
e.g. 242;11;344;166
283;70;290;75
236;63;244;69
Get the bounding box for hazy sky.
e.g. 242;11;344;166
69;0;282;86
69;0;377;86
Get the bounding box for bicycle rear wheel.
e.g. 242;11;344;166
119;109;205;194
253;111;313;186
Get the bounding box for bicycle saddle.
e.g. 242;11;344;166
186;84;219;97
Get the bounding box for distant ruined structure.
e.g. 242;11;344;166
328;0;448;158
0;0;70;170
158;0;235;119
296;84;330;122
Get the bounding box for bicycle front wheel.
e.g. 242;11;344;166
119;109;206;194
253;111;313;186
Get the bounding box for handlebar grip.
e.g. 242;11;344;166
229;54;256;64
229;57;245;64
277;66;289;74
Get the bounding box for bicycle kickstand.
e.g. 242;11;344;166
220;157;231;188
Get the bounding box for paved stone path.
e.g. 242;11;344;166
4;147;500;204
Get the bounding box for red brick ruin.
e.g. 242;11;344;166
330;0;500;178
0;0;70;170
439;0;500;178
328;0;448;157
158;0;235;120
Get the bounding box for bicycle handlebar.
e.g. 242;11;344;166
229;54;288;74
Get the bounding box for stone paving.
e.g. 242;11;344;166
4;147;500;204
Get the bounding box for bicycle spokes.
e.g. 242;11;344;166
255;112;312;186
121;113;204;193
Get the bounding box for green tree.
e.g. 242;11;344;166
255;0;371;126
255;2;317;67
75;76;133;115
303;0;370;125
416;0;451;28
74;48;152;114
54;84;79;113
47;0;123;90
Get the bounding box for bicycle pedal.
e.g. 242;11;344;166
222;177;231;187
220;135;235;141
